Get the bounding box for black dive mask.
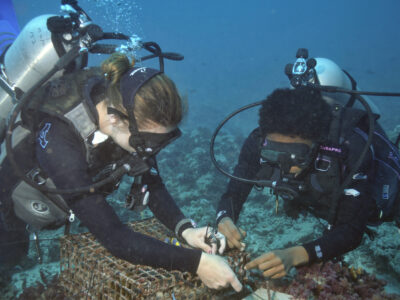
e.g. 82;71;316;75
107;107;181;156
112;66;183;157
136;128;181;156
261;138;316;176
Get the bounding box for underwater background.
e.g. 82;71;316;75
12;0;400;133
3;0;400;298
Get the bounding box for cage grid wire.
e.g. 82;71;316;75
59;218;223;299
59;217;400;299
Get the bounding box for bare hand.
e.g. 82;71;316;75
218;217;246;251
245;246;309;278
182;227;226;254
197;252;243;292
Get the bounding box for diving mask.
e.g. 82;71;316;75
137;128;181;156
106;106;181;156
261;138;316;175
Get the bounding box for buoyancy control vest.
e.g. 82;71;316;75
313;107;400;226
299;107;369;220
4;67;110;230
24;67;103;144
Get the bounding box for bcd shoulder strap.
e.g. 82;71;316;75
325;106;370;228
22;67;103;141
325;105;344;228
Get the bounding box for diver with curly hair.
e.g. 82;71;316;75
216;87;380;278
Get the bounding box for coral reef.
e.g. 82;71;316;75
267;261;400;300
158;127;237;207
13;255;399;300
3;126;400;298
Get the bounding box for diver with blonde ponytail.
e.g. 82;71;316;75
0;52;242;292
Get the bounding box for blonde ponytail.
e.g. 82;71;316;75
100;53;186;128
101;53;135;112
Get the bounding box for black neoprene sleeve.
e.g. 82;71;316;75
216;129;261;224
35;117;201;273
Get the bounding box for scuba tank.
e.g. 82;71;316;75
0;14;86;129
284;49;381;114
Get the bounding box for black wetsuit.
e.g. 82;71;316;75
34;116;201;273
0;70;201;273
216;127;375;263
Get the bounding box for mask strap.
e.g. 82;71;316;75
119;67;162;155
126;105;147;156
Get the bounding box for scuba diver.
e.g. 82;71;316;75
0;1;242;293
212;49;400;278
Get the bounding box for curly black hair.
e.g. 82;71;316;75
258;87;332;141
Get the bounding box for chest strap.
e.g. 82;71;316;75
326;105;344;228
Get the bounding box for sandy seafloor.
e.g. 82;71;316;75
2;0;400;298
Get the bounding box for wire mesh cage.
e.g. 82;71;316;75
59;218;223;299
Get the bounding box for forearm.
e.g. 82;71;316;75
71;193;202;273
217;190;250;225
303;173;372;263
302;222;365;263
147;183;188;232
216;159;259;223
216;129;262;224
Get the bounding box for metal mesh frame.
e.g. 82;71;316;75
59;218;216;299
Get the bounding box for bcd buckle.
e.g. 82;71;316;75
27;168;47;185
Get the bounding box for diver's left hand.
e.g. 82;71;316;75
182;227;226;255
245;246;309;278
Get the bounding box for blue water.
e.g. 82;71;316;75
12;0;400;132
5;0;400;297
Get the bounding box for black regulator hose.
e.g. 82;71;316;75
89;39;184;65
210;101;274;186
101;32;130;40
142;42;164;72
314;85;400;97
5;46;131;196
89;44;119;54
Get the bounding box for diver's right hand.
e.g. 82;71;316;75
196;252;243;292
218;217;246;250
